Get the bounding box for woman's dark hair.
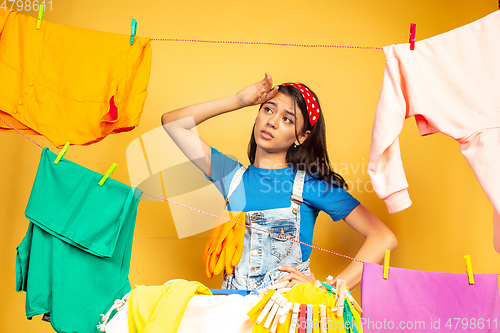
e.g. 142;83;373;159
247;83;348;190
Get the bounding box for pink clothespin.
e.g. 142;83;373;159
409;23;416;50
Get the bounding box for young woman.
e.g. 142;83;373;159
161;73;397;290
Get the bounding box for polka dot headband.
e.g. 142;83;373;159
283;83;320;127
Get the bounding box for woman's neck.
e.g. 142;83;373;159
254;148;288;169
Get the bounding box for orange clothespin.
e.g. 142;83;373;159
383;249;391;279
409;23;416;50
464;255;475;285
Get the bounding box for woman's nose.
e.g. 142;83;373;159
267;115;278;128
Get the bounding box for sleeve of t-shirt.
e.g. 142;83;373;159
204;146;243;200
303;176;360;221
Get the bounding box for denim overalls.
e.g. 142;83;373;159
222;166;311;290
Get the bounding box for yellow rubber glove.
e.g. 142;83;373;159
203;211;246;278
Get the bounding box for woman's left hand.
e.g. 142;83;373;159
276;266;316;287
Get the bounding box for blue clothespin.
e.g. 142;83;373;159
130;19;137;45
54;142;70;165
99;163;118;186
36;4;45;30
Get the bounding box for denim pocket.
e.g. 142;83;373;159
269;224;297;261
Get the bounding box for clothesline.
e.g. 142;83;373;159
150;38;383;50
0;116;363;263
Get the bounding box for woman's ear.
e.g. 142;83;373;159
295;130;310;146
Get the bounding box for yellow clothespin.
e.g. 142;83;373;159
464;255;475;285
130;19;137;45
99;163;118;186
36;4;45;30
312;304;320;333
54;142;70;165
383;249;391;279
248;289;275;320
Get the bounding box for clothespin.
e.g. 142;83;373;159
464;255;475;285
99;163;118;186
279;301;293;324
326;306;335;333
336;279;346;317
409;23;416;50
270;297;288;332
248;289;275;321
54;142;70;165
306;304;313;333
312;305;319;333
130;19;137;45
36;4;45;30
263;294;284;328
346;290;363;313
256;293;279;324
298;304;307;333
289;303;301;333
277;288;292;293
319;305;327;333
325;275;335;286
383;249;391;279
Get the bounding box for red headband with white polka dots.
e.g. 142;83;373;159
283;83;320;127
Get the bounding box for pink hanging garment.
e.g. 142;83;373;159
361;262;500;332
367;10;500;250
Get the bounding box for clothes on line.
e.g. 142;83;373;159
361;262;500;333
16;147;142;333
0;9;152;148
368;10;500;245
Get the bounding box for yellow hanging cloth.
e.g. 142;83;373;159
203;210;246;278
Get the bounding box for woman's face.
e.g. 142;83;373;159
254;92;309;154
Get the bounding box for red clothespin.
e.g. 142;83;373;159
299;304;307;333
409;23;416;50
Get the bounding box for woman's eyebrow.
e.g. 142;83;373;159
264;101;296;119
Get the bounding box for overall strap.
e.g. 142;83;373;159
290;169;306;211
225;165;246;207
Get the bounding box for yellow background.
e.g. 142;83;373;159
1;0;499;331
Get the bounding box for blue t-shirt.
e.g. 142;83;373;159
206;147;360;261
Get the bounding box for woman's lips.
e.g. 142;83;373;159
261;130;274;139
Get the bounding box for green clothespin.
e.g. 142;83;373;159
36;4;45;30
54;142;70;165
99;163;118;186
130;19;137;45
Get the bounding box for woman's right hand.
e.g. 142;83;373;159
236;72;279;108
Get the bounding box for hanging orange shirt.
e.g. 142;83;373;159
0;10;152;148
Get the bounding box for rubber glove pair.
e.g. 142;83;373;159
203;210;246;278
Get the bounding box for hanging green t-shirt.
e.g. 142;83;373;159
16;148;142;333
